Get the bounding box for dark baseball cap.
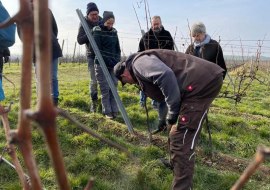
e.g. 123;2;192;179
114;61;126;86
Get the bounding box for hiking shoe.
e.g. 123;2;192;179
160;158;173;170
105;113;114;119
152;120;167;134
112;112;119;118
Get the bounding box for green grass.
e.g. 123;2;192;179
0;63;269;189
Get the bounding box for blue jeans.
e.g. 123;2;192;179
34;58;59;101
139;90;146;105
140;91;158;107
0;79;5;101
140;91;158;106
139;90;167;121
51;58;59;100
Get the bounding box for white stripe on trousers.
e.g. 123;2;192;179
191;109;208;150
183;129;188;144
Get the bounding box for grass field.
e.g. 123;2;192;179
0;62;269;190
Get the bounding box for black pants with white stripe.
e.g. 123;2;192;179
169;75;223;190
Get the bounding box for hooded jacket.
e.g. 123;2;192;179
126;49;224;115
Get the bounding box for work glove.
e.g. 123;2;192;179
166;113;178;125
4;56;9;63
107;58;119;69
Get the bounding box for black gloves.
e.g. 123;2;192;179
166;113;178;125
4;56;9;63
107;58;119;68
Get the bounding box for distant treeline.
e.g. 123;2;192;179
8;54;270;65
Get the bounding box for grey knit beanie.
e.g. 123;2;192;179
102;11;115;22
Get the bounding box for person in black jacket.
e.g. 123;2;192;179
77;2;102;112
138;16;174;52
138;15;175;134
185;21;227;78
0;47;10;80
25;0;63;106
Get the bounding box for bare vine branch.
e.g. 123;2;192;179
231;146;270;190
0;103;30;189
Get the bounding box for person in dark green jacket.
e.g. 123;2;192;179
92;11;121;119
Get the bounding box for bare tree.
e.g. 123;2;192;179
220;40;265;104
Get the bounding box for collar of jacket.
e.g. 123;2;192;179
193;34;211;48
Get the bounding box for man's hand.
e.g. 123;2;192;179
4;56;9;63
166;113;178;125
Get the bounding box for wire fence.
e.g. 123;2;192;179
8;34;270;64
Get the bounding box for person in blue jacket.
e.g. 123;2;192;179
0;1;16;103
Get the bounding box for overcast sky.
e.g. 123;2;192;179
2;0;270;57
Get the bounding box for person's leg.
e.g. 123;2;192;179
109;70;119;117
152;101;168;134
33;63;40;99
158;101;168;121
0;57;3;81
170;127;197;190
151;99;159;110
169;100;210;190
139;90;146;107
51;58;59;105
169;76;223;190
0;80;5;101
88;57;98;112
95;64;112;116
